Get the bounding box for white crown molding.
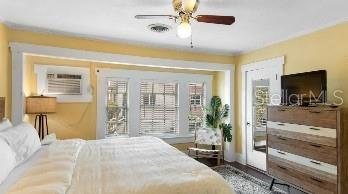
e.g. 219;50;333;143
0;16;5;24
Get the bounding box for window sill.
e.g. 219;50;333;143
105;134;195;144
159;135;195;144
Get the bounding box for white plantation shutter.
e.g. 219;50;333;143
140;81;178;135
47;73;82;95
189;83;205;132
106;80;128;136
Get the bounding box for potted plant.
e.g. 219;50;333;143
205;96;232;143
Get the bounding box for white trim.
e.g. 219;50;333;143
241;56;284;166
10;43;233;71
11;51;26;125
234;153;246;165
96;69;212;144
241;56;285;72
223;68;235;162
34;64;93;103
10;42;235;160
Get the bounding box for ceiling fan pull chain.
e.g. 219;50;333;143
190;33;194;48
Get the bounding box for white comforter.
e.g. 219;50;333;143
7;137;234;194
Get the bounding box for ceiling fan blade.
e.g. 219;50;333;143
135;15;177;20
196;15;235;25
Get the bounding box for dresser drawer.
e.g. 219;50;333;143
268;156;337;194
268;106;337;129
267;121;337;147
268;148;337;175
268;135;337;165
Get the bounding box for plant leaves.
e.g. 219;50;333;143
211;96;222;110
206;114;214;128
219;123;232;142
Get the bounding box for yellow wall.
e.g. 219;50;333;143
0;23;10;118
24;55;220;141
234;22;348;153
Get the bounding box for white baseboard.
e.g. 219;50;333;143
234;153;246;165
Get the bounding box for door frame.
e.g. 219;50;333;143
240;56;284;165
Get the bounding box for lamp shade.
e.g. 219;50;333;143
26;96;57;114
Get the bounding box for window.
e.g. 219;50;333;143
188;83;205;132
142;94;156;105
190;94;202;105
140;81;178;135
106;80;128;137
35;65;92;103
97;69;213;142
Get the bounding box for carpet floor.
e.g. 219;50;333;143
214;165;288;194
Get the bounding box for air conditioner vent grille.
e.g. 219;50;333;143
147;23;172;33
47;73;82;95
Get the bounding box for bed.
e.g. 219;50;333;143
0;99;234;194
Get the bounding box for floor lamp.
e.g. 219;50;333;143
26;96;57;139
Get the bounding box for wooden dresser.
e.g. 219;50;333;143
266;106;347;194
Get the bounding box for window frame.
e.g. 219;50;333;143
188;83;206;133
105;78;129;137
96;69;213;144
190;94;202;106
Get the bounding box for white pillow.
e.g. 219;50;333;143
0;138;16;184
0;119;12;131
0;123;41;165
41;133;57;145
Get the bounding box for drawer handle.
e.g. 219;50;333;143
278;137;287;141
310;177;323;183
277;123;285;126
309;127;320;131
310;144;322;148
309;110;321;114
310;161;321;165
277;151;286;155
277;165;287;170
278;109;287;112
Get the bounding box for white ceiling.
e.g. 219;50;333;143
0;0;347;55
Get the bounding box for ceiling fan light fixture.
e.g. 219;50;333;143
182;0;198;13
173;0;199;13
177;22;191;39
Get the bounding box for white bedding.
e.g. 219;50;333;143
0;146;47;194
4;137;234;194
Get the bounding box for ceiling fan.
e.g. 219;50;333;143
135;0;235;39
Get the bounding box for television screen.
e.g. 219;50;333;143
281;70;327;106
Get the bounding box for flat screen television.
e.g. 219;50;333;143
281;70;327;106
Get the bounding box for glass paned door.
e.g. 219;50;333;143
252;79;270;153
246;67;281;171
106;79;128;137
